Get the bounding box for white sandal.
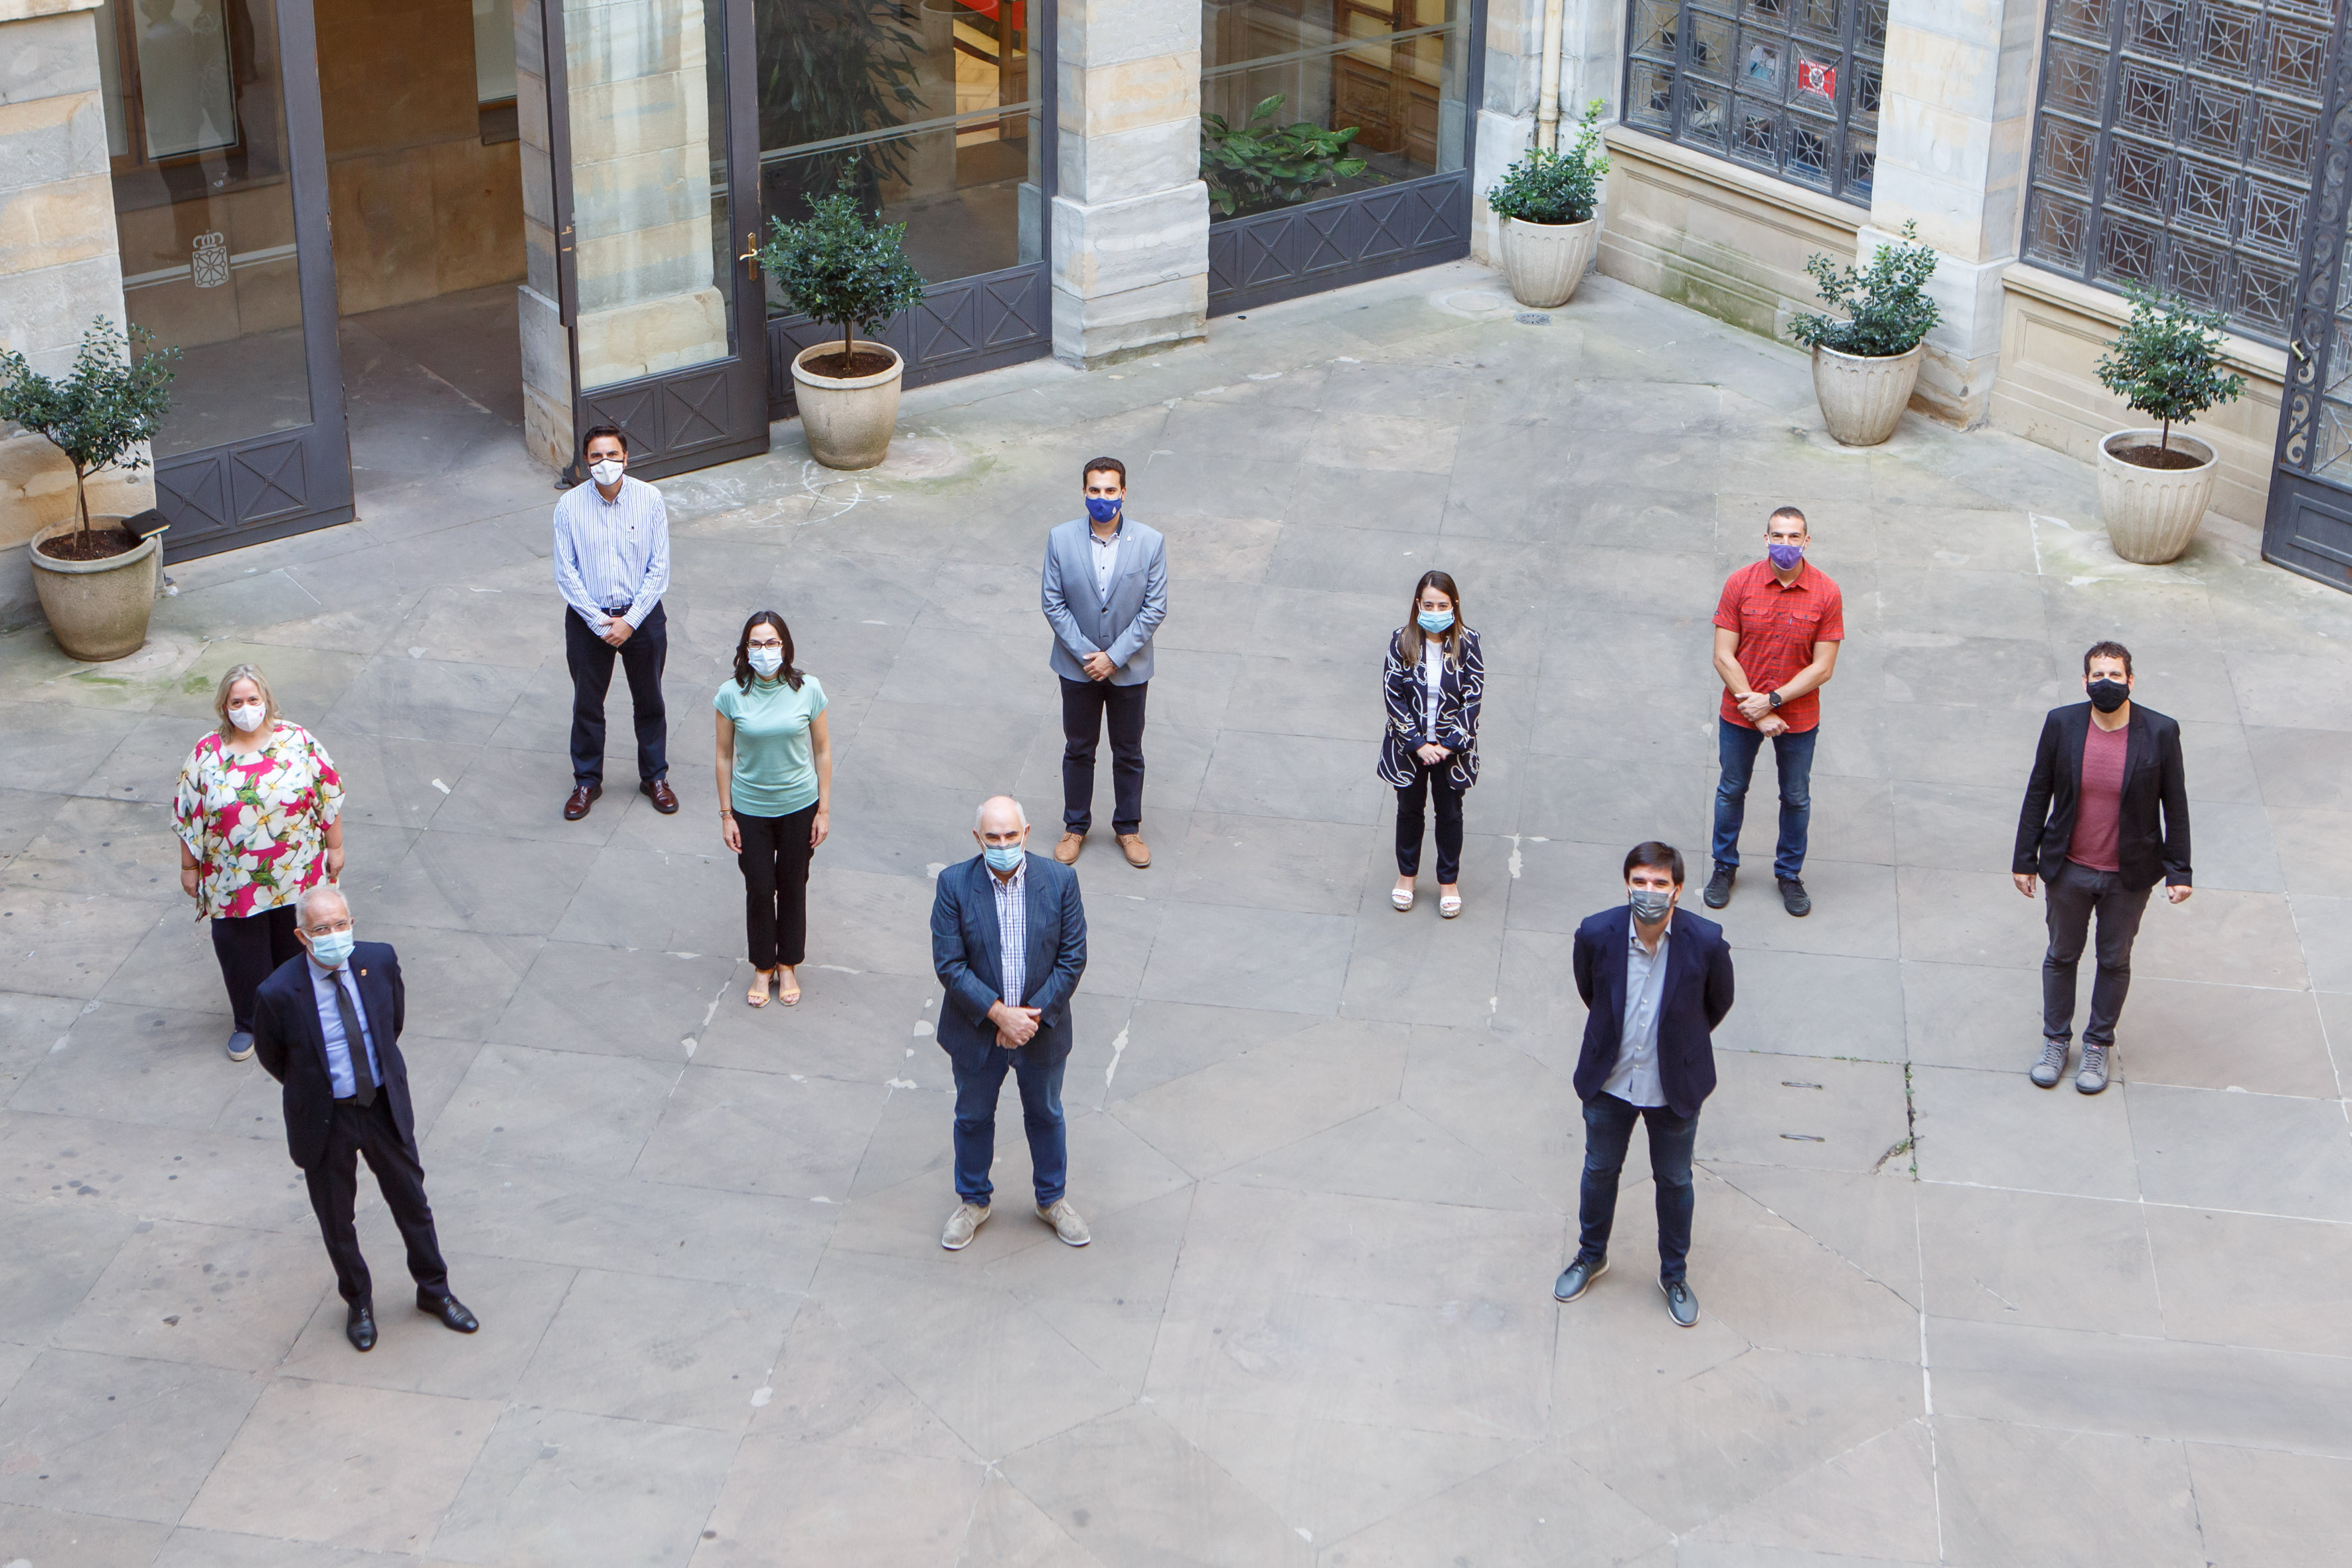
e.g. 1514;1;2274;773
1391;887;1415;911
1439;894;1463;919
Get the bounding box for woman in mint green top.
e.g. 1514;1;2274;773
716;612;831;1006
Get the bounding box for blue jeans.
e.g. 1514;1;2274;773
1575;1093;1699;1284
950;1047;1067;1208
1712;718;1817;880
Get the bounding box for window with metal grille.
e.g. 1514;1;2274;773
1622;0;1887;208
2019;0;2329;346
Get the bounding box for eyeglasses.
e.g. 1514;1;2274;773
305;918;353;935
746;638;783;648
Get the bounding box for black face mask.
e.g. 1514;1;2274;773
2086;677;2129;714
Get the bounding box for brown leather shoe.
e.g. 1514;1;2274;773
1117;832;1150;868
641;779;679;814
1054;832;1084;864
564;783;601;821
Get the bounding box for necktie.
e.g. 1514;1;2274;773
330;971;378;1107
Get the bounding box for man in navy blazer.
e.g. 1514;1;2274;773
930;795;1091;1251
1554;842;1735;1327
252;885;475;1352
1040;455;1168;870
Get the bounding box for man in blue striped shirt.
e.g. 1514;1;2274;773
552;426;676;820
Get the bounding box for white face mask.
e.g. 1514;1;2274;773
227;701;267;733
747;646;783;677
589;457;625;487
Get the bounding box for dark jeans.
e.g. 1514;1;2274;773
1575;1092;1700;1285
2042;858;2152;1046
1061;676;1146;834
1395;761;1464;882
950;1046;1068;1208
565;601;668;787
212;904;301;1034
305;1097;450;1306
1713;717;1818;880
736;803;817;970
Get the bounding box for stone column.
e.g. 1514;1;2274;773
1472;0;1620;264
515;0;573;468
1052;0;1208;367
1867;0;2041;427
0;0;150;607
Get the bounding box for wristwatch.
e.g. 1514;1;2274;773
1767;690;1782;709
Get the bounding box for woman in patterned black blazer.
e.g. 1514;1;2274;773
1379;570;1484;917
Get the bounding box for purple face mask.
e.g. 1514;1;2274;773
1767;542;1805;571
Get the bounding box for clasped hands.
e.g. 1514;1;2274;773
1735;690;1788;735
988;1000;1043;1049
2012;872;2192;905
599;615;634;648
1080;650;1117;681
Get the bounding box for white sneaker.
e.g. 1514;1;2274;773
940;1202;990;1250
1036;1199;1090;1246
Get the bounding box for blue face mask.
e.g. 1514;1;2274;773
1085;496;1122;524
1417;609;1454;634
309;929;355;969
1768;542;1805;571
983;842;1025;873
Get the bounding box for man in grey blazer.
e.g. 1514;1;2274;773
1040;455;1168;868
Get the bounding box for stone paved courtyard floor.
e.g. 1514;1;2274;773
5;262;2352;1567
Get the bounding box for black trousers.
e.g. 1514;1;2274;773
1061;676;1146;835
212;904;302;1034
565;601;668;787
303;1097;450;1306
1395;761;1464;882
2042;858;2152;1046
737;803;818;969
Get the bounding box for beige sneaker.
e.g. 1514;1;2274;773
1053;832;1084;864
941;1202;991;1250
1116;833;1150;868
1036;1199;1091;1246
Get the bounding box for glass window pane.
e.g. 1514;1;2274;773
104;0;312;457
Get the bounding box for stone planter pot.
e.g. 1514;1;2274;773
1810;341;1926;447
791;341;904;471
2096;428;2217;565
29;516;159;662
1499;215;1598;309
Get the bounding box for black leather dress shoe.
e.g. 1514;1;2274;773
1553;1256;1608;1302
347;1300;376;1352
564;783;601;821
419;1292;479;1333
1703;863;1735;909
1777;876;1812;917
1660;1277;1700;1328
641;778;679;814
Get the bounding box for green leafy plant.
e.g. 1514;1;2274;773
1487;100;1612;225
1200;94;1368;219
0;317;176;544
2094;285;2247;456
757;164;928;364
1787;220;1942;358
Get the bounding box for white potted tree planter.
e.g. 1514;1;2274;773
1488;101;1610;311
759;168;927;472
2091;287;2248;565
1788;222;1941;447
2;318;177;661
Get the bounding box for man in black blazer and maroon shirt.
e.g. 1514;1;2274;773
253;884;477;1351
2013;641;2193;1095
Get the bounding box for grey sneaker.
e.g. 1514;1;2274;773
2076;1044;2111;1095
225;1030;256;1062
2029;1038;2069;1089
1776;876;1812;917
1703;863;1735;909
1660;1277;1700;1328
1552;1256;1607;1302
941;1202;990;1250
1036;1199;1091;1247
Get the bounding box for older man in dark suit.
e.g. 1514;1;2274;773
930;794;1089;1250
1554;841;1736;1328
253;884;477;1350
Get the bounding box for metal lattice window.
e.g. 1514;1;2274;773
1622;0;1887;207
2020;0;2331;345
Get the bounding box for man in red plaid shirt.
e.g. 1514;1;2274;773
1706;507;1844;917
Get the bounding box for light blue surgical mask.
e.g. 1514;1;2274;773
747;645;783;677
1417;609;1454;634
309;929;356;969
1085;496;1122;524
983;842;1024;873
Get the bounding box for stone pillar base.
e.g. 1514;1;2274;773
518;283;572;471
1050;183;1209;367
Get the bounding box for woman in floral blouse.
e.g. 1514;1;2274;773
173;664;346;1061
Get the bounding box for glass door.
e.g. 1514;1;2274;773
100;0;353;558
546;0;770;481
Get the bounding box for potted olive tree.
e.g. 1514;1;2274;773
1487;100;1610;309
1788;222;1940;446
1;318;175;661
759;169;927;471
2092;286;2247;564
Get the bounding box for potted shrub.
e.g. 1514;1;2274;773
2092;286;2248;564
759;168;927;471
0;317;176;661
1788;221;1941;446
1200;93;1370;218
1487;100;1611;309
